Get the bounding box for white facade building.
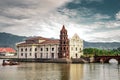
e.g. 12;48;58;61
17;37;59;59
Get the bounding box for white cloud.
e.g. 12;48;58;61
0;0;72;18
0;0;72;36
105;21;120;28
87;29;120;42
116;11;120;20
93;13;111;20
0;0;120;42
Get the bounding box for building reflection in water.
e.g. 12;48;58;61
0;61;120;80
70;64;83;80
17;63;62;80
58;64;70;80
17;63;84;80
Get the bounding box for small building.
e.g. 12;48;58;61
0;47;16;56
16;25;83;59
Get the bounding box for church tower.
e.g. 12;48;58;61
59;25;69;58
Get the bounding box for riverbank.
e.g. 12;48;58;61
0;58;90;63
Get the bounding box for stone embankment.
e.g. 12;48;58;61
0;57;92;63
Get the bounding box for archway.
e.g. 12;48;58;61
109;58;118;64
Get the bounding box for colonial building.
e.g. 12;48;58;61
16;25;83;59
17;37;59;59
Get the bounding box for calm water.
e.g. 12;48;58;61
0;59;120;80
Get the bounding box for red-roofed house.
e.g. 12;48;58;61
0;47;16;56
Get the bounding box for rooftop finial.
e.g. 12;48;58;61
62;25;65;29
61;25;67;32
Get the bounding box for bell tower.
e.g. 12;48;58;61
59;25;69;58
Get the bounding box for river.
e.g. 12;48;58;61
0;59;120;80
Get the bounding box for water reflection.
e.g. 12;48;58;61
0;59;120;80
70;64;83;80
17;63;63;80
17;63;83;80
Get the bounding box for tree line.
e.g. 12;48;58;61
83;47;120;57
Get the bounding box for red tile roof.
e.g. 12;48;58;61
17;36;60;46
40;39;59;45
0;48;16;53
26;36;49;41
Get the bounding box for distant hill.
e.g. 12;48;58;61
0;32;27;49
83;41;120;49
0;32;120;49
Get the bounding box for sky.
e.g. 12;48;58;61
0;0;120;42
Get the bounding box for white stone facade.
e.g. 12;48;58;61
69;34;83;58
17;37;59;59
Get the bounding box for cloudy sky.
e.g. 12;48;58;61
0;0;120;42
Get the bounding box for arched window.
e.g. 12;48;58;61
41;48;43;51
21;48;23;52
52;48;54;51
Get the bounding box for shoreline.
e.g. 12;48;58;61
0;58;90;63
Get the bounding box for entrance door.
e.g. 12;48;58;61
40;53;42;58
51;53;54;59
25;53;27;58
76;53;78;58
35;53;37;58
